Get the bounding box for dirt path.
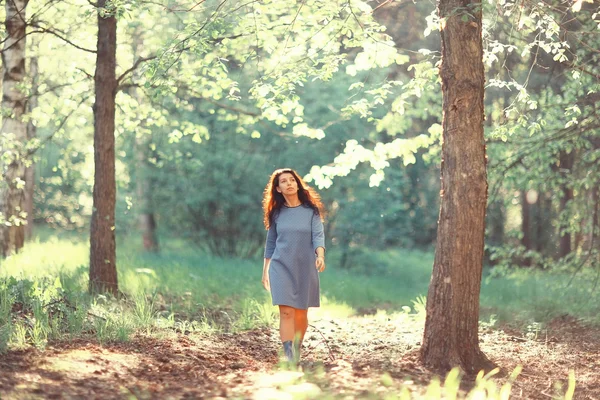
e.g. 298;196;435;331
0;314;598;399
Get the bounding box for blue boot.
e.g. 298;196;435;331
282;340;294;363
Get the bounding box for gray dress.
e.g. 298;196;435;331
264;204;325;309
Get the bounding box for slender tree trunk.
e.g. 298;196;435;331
24;46;38;241
535;192;553;254
521;189;533;266
420;0;494;374
521;190;532;250
0;0;28;258
485;199;504;265
131;27;159;253
558;151;574;258
89;0;118;294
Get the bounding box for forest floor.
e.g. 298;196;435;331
0;313;599;399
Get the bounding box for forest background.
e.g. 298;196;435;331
1;0;600;398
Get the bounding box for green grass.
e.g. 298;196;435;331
322;249;433;311
481;267;600;325
1;228;599;352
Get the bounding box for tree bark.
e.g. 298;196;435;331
89;0;118;294
0;0;28;258
131;27;159;253
558;151;574;258
24;44;38;241
420;0;494;374
485;199;504;265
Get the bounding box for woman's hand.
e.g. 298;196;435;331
262;272;270;291
315;256;326;273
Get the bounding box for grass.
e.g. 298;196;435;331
480;267;600;325
0;230;587;400
0;228;599;353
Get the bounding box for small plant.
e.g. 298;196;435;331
133;294;157;335
93;317;112;345
0;284;13;353
9;322;28;350
526;321;542;340
0;322;11;353
410;295;427;322
254;298;277;328
234;299;259;331
480;314;498;331
30;319;49;350
113;314;134;342
65;302;87;337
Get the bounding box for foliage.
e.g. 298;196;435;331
0;0;597;276
265;364;577;399
482;0;600;272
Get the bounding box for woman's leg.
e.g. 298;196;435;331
293;309;308;361
279;305;296;361
294;308;308;343
278;305;296;341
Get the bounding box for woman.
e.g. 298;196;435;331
262;168;326;363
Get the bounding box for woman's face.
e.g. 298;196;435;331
276;172;299;195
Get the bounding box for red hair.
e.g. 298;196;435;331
262;168;325;229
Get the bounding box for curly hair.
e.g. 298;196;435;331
262;168;325;229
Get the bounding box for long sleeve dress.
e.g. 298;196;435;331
264;204;325;309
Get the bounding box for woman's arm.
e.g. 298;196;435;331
262;258;271;291
312;214;326;272
263;225;277;291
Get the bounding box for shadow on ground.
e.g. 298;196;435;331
0;315;599;399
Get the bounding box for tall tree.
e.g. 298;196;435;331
420;0;494;373
0;0;29;257
558;150;574;258
24;40;38;241
89;0;118;294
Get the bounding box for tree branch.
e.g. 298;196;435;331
1;94;92;183
76;67;94;80
26;94;92;158
116;55;158;85
29;24;96;53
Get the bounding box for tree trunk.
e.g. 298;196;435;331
89;0;118;294
24;45;38;241
420;0;494;374
521;190;532;250
486;200;504;246
535;192;553;255
131;28;159;253
0;0;28;258
485;199;504;265
558;151;574;258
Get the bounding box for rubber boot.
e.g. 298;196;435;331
293;339;302;363
282;340;294;363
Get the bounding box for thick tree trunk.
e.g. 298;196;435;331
89;0;118;294
24;48;38;241
0;0;28;258
420;0;494;374
131;30;159;253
